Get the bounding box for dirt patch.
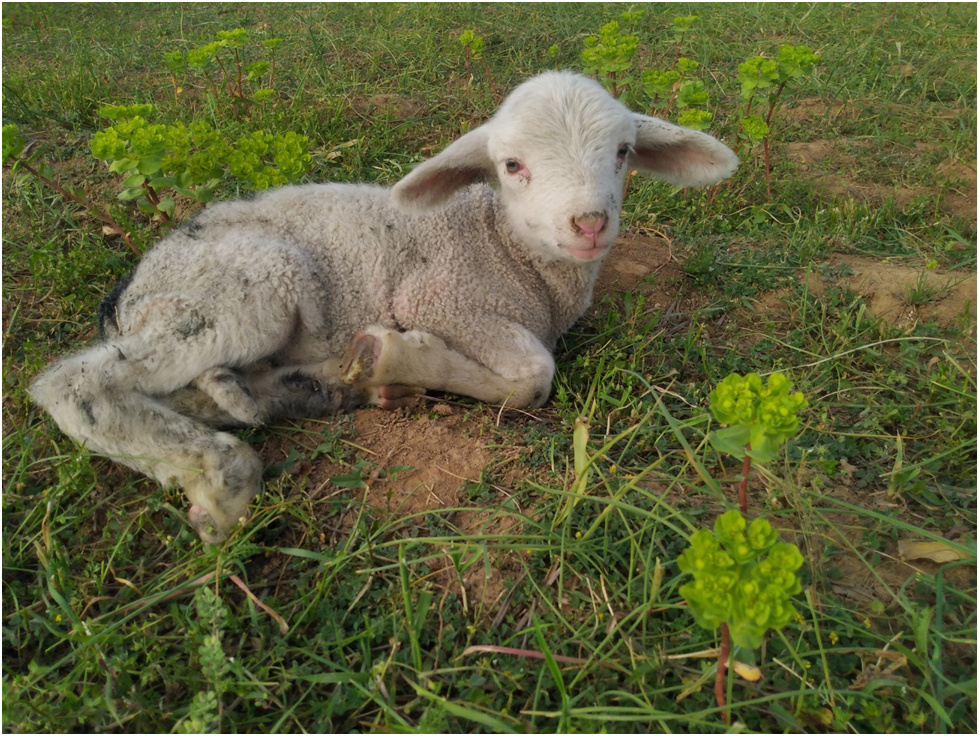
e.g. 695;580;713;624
348;93;428;120
808;255;977;332
780;97;853;124
593;233;692;308
783;138;977;224
262;403;530;612
936;159;978;222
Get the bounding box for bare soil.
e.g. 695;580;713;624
782;136;977;224
808;255;977;331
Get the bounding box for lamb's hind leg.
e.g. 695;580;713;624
164;363;369;428
31;237;346;541
30;344;263;542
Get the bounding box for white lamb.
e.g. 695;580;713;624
30;71;738;542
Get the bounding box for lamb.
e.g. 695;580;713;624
29;71;738;543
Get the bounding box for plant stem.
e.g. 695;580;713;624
763;137;772;200
764;81;787;126
16;160;141;256
739;444;751;514
233;48;244;98
482;59;499;101
671;32;686;69
202;69;222;111
141;183;172;223
716;622;731;725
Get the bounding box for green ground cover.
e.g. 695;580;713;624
2;3;976;732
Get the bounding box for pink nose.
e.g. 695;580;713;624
572;213;607;243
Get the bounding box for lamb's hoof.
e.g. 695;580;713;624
374;384;423;410
189;504;227;544
339;332;379;384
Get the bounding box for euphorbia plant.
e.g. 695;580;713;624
708;371;808;512
678;371;808;724
679;510;804;649
90;103;311;225
736;45;819;196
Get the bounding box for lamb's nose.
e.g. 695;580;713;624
572;212;607;243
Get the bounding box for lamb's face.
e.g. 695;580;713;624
488;74;637;264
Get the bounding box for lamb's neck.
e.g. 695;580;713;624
489;204;602;338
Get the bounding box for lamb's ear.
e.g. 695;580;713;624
629;115;739;187
392;125;495;211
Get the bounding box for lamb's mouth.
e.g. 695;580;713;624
563;244;610;261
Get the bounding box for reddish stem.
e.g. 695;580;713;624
661;95;676;119
482;60;499;102
16;160;141;256
716;622;731;725
764;82;786;127
141;183;172;223
234;48;244;98
763;138;772;200
738;443;751;514
671;33;686;70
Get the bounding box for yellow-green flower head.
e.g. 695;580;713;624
708;372;808;463
679;510;805;648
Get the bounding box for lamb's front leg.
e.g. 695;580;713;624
339;325;555;409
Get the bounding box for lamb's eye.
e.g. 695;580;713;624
504;159;523;174
617;144;631;160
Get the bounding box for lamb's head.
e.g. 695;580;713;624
392;71;739;264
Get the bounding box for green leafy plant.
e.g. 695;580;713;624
546;43;560;68
671;14;699;66
175;586;232;733
637;18;711;129
458;30;496;99
736;45;819;196
679;511;804;648
708;371;808;467
581;13;643;98
90;103;311;225
678;371;809;724
168;28;284;117
3;102;312;256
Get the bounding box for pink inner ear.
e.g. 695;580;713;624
398;166;487;208
631;139;738;187
633;142;705;177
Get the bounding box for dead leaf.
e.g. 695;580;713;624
732;660;763;682
898;540;972;564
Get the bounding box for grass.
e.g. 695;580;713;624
2;3;976;732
